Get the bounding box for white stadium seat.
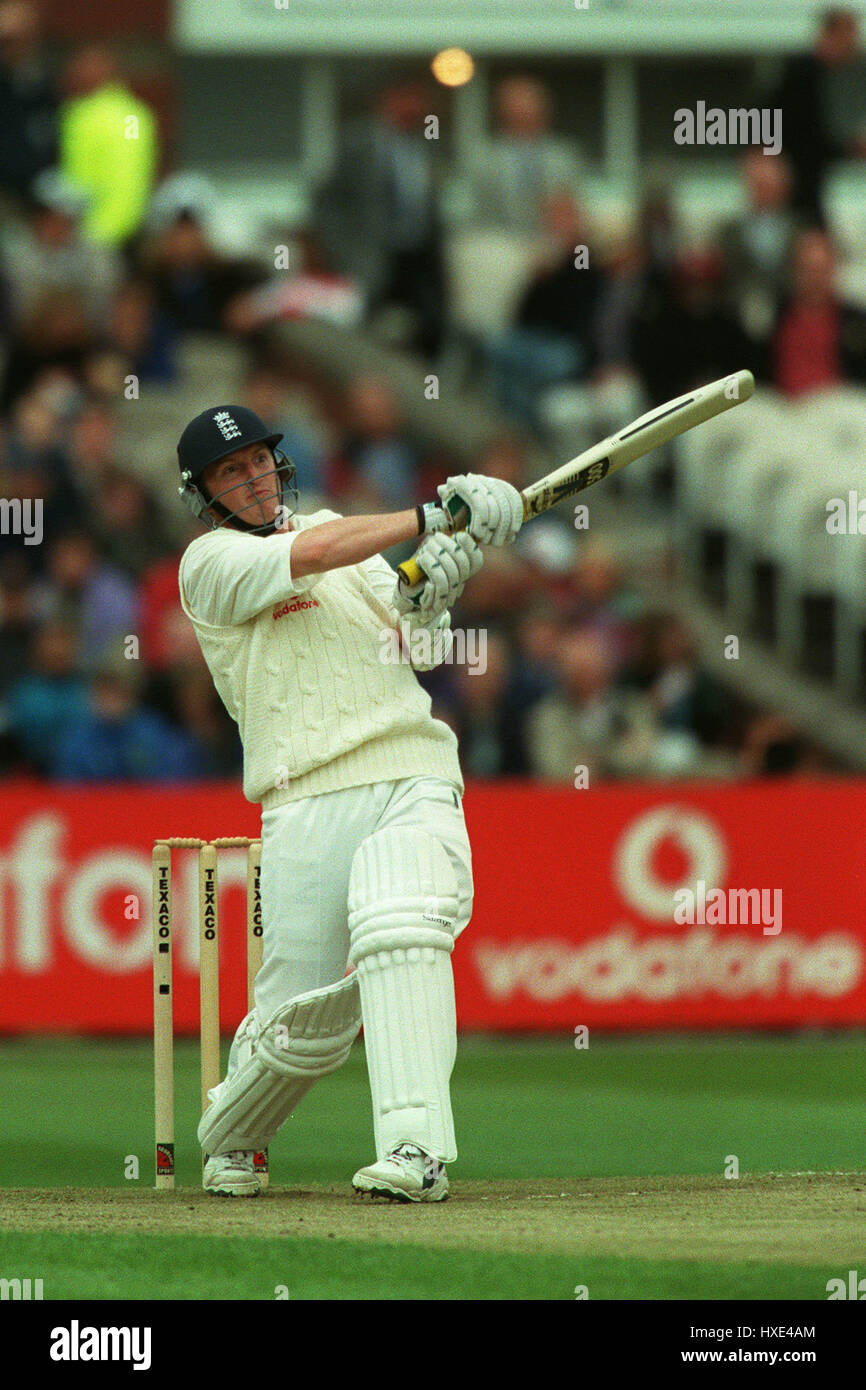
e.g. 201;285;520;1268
674;391;795;594
671;385;866;686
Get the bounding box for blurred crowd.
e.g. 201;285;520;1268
0;0;855;784
419;504;829;782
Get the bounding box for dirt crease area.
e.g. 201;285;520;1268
2;1174;864;1264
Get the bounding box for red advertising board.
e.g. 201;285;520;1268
459;780;866;1030
0;779;863;1034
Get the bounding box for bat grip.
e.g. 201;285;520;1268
396;555;425;588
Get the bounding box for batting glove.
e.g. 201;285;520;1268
394;530;483;617
437;473;524;546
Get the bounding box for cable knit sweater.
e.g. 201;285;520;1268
178;509;462;807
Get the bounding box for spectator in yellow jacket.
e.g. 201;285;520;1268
59;44;157;247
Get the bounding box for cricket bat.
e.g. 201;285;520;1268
396;368;755;589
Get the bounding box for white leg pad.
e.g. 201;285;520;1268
348;827;459;1163
197;973;361;1155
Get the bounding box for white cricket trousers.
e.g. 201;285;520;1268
227;774;473;1074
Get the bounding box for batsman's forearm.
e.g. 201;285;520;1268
290;510;419;578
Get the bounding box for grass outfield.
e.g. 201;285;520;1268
0;1034;864;1300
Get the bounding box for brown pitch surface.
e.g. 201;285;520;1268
3;1173;865;1265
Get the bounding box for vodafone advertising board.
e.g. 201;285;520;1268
0;780;862;1033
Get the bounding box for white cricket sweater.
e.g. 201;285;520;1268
178;510;463;807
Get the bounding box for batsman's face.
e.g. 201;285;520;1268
203;444;285;530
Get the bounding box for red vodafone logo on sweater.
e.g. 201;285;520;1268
273;597;320;620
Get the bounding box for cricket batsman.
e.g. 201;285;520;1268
176;405;523;1200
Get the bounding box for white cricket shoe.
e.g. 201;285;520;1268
202;1150;261;1197
352;1143;449;1202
